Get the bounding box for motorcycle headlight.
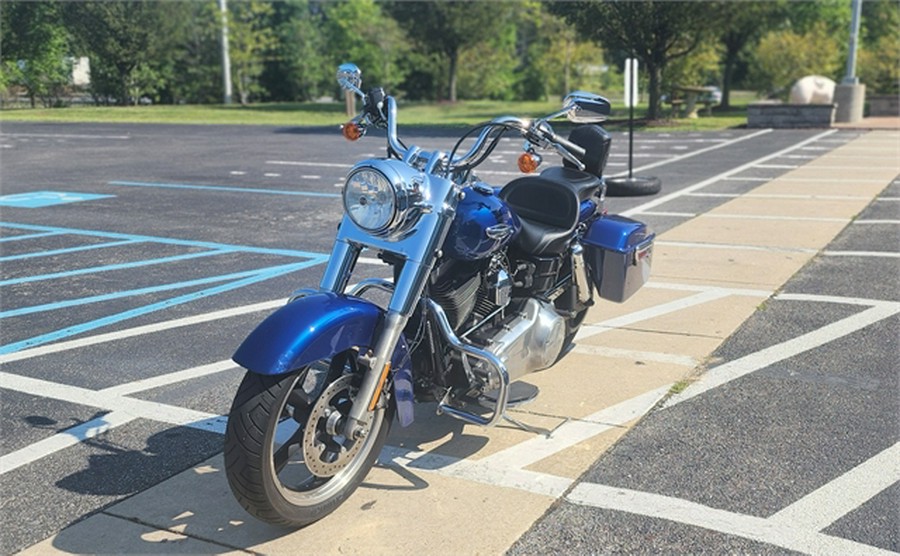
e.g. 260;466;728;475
343;167;397;233
342;160;425;236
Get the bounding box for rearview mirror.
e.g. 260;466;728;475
563;92;611;123
336;63;362;95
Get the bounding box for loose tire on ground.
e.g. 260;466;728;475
605;176;662;197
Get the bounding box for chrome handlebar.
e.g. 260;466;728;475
376;97;586;174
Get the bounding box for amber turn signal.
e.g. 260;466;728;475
517;151;541;174
342;122;363;141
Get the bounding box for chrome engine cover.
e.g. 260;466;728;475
471;298;566;384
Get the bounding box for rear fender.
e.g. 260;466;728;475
233;292;415;426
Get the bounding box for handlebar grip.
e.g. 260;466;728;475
548;131;586;159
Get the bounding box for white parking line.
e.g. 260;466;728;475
769;442;900;531
665;301;900;407
576;289;733;342
822;250;900;258
266;160;352;169
479;386;671;470
100;359;237;397
656;240;817;254
0;133;130;140
0;411;137;475
0;299;285;365
706;213;849;223
610;129;773;178
623;129;838;217
688;192;871;201
566;483;892;556
571;344;698;367
640;211;696;218
0;371;227;476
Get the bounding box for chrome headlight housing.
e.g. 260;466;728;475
343;159;424;237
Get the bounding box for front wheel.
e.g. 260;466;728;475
224;352;394;527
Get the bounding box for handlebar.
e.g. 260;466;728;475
364;95;588;176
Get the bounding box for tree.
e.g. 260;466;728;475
227;0;276;105
261;0;330;102
552;1;713;120
1;1;72;108
65;1;181;105
713;1;785;109
749;21;843;98
388;1;516;102
163;1;221;104
516;2;607;101
323;0;409;95
857;0;900;94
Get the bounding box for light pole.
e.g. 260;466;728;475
834;0;864;123
219;0;233;105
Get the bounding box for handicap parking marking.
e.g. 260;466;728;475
0;191;115;208
0;221;331;355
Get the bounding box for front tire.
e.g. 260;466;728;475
224;353;394;527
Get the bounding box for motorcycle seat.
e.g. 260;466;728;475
538;167;602;202
499;166;603;257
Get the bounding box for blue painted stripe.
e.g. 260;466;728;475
0;239;140;262
0;231;64;243
1;266;276;318
110;180;341;199
1;222;327;260
0;258;327;355
0;249;231;287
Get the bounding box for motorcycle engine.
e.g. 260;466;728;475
431;255;511;331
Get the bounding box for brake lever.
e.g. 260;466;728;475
554;144;586;171
532;121;587;171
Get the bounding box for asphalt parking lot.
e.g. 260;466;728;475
0;120;897;554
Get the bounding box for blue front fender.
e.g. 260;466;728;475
233;292;382;375
232;292;415;425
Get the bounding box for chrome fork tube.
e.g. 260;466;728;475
344;258;432;437
320;239;360;293
344;310;408;438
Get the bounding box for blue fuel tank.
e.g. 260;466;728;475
445;184;520;261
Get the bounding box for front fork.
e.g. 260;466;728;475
320;239;433;439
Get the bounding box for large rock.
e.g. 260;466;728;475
789;75;836;104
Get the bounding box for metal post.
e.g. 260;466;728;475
605;56;661;197
834;0;865;123
218;0;233;105
842;0;863;85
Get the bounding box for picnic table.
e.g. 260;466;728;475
672;85;718;118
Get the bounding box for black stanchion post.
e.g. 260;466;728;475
605;57;661;197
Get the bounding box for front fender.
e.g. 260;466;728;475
233;292;385;375
233;292;415;426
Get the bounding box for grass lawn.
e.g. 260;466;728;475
0;92;758;132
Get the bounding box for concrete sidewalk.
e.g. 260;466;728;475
833;115;900;129
19;130;899;555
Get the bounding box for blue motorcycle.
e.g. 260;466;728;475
224;64;655;527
